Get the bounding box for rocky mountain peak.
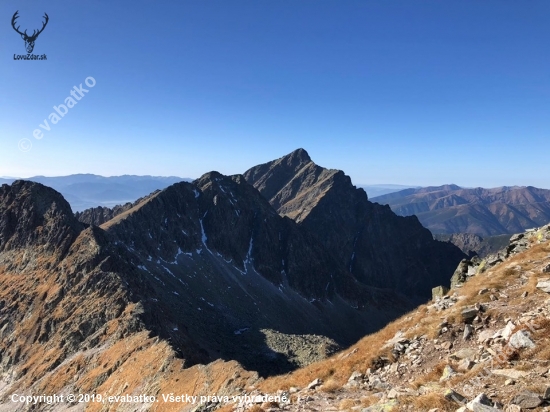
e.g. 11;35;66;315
243;149;315;202
0;180;82;255
286;147;311;164
244;150;466;298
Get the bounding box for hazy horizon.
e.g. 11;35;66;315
2;1;549;188
2;172;549;191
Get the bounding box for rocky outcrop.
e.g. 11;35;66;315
434;233;510;258
450;224;550;289
0;181;82;257
244;149;466;298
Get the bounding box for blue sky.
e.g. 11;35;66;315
1;1;549;188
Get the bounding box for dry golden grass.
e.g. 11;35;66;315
448;362;486;387
338;398;358;410
401;392;456;411
524;382;549;393
523;275;540;295
410;361;447;389
247;406;264;412
215;405;234;412
360;395;380;407
319;378;340;393
521;317;550;361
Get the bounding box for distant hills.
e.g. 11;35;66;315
372;184;550;236
0;174;189;211
360;184;420;198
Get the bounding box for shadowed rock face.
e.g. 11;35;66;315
0;181;82;256
100;173;411;372
244;149;466;298
434;232;511;258
0;172;415;401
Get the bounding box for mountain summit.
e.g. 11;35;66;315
244;149;466;297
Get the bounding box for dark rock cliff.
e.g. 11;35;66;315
0;181;82;256
244;149;467;298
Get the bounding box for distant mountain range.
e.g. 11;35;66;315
0;174;190;212
360;184;420;198
372;184;550;236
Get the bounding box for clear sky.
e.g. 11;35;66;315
1;1;549;188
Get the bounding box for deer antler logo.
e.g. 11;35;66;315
11;11;49;54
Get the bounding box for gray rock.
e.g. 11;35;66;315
458;358;476;371
509;233;524;243
371;379;391;391
543;386;550;400
510;391;543;408
348;371;363;382
509;330;536;349
444;389;467;405
307;378;323;390
464;324;474;340
486;255;503;267
466;393;501;411
451;259;472;288
393;342;406;353
494;321;515;340
440;365;456;381
387;388;398;399
536;280;550;293
491;369;529;380
477;329;496;343
432;285;449;300
462;307;479;323
451;348;477;360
